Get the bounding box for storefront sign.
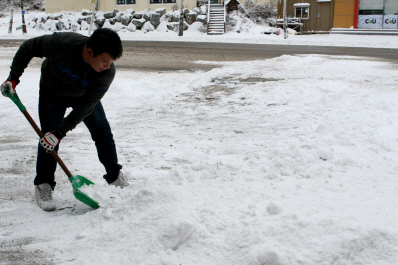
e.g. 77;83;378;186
358;15;383;28
383;15;398;29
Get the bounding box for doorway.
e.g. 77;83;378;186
316;1;333;31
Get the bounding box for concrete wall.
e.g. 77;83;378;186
333;0;355;28
45;0;94;13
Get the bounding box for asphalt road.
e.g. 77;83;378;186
1;39;397;71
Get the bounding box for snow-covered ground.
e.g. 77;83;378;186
1;10;398;265
1;10;398;48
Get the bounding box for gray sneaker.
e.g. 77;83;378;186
35;183;56;211
109;171;130;189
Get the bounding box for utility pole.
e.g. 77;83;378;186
89;0;98;35
178;0;184;36
8;0;14;34
20;0;27;34
283;0;288;39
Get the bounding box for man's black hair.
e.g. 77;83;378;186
86;28;123;60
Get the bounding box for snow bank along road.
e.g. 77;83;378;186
1;40;398;71
117;41;398;71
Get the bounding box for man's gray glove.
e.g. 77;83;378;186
40;130;65;153
1;80;17;97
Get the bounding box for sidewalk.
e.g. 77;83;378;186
331;28;398;36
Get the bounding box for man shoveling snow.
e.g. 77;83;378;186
1;28;129;211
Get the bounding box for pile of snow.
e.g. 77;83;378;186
1;41;398;263
1;6;398;264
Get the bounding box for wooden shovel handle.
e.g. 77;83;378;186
22;110;73;178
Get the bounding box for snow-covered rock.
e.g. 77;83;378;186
126;22;136;32
131;18;146;28
142;21;155;32
156;21;168;32
196;14;207;23
185;12;197;25
156;8;166;17
149;13;160;28
121;14;132;26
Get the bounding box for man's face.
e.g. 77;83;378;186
87;49;115;72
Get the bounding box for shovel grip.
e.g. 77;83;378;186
5;89;73;178
4;88;26;112
23;111;73;178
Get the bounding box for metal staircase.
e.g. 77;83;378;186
207;3;226;35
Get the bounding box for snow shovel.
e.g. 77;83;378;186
4;88;100;209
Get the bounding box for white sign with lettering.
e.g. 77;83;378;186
383;15;398;29
358;15;383;28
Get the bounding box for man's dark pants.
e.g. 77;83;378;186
34;82;122;188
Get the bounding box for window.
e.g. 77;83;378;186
359;0;383;10
294;4;310;19
359;10;383;15
150;0;176;4
117;0;136;5
385;0;398;15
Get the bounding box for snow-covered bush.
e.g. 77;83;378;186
239;0;276;21
0;8;6;18
1;0;44;18
226;0;277;33
226;11;258;33
1;0;44;13
0;0;14;18
172;4;179;12
24;0;45;11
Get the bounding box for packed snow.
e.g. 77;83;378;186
1;10;398;265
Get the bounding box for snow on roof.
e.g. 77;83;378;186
225;0;240;5
294;3;310;7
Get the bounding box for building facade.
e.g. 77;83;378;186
278;0;398;33
334;0;398;28
356;0;398;29
277;0;335;32
45;0;271;13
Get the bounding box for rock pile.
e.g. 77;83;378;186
25;6;208;33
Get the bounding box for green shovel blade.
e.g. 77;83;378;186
4;88;100;209
69;175;100;209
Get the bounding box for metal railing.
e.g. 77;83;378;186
223;1;226;23
206;0;227;34
207;0;210;23
223;1;226;32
